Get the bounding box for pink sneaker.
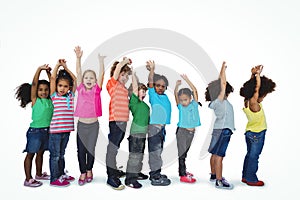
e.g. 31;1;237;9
24;179;43;187
62;174;75;182
180;175;196;183
35;172;50;180
50;178;70;187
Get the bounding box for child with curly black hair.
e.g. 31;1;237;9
240;65;276;186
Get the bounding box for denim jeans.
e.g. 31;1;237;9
24;127;49;153
242;130;266;182
125;134;146;182
77;121;99;174
148;124;165;179
49;132;70;182
106;121;127;178
208;129;232;157
176;127;195;176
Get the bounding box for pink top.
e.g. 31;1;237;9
74;83;102;118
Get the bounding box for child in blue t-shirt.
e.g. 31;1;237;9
146;60;171;186
174;74;201;184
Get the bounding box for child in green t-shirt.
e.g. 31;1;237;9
125;69;150;189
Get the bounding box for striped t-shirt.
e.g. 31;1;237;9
50;92;75;133
106;77;129;122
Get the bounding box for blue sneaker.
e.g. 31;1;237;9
107;177;125;190
215;178;233;190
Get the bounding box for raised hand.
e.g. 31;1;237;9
146;60;155;71
98;54;107;61
176;80;182;86
74;46;83;58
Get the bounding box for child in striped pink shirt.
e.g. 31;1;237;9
49;59;77;187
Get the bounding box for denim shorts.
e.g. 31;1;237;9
208;128;232;157
23;127;49;153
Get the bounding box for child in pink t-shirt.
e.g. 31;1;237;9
74;46;105;186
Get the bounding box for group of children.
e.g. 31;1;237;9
15;46;276;190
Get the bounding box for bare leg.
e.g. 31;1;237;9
215;155;224;180
24;153;35;181
35;150;44;176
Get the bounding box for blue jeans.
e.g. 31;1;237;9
49;132;70;182
208;129;232;157
242;130;266;182
148;125;166;179
106;121;127;178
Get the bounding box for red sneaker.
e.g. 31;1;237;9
180;175;196;183
242;178;264;186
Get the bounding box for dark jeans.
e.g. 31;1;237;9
125;134;146;182
77;121;99;174
176;127;195;176
106;121;127;178
148;124;165;179
49;132;70;182
242;130;266;182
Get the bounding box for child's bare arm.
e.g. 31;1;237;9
132;69;138;96
249;65;263;112
147;60;155;88
174;80;181;105
31;64;48;105
181;74;198;102
74;46;83;86
50;61;61;95
217;61;227;100
113;57;131;80
98;54;106;88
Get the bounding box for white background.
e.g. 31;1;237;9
0;0;299;199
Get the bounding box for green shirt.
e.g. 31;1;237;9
30;98;54;128
129;93;150;134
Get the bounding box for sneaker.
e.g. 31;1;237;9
62;174;75;182
50;178;70;187
35;172;50;180
137;172;149;180
78;178;86;186
116;170;126;178
186;172;194;177
125;180;142;189
107;177;125;190
209;173;216;182
150;175;171;186
180;175;196;183
215;178;233;190
242;178;264;186
24;179;43;187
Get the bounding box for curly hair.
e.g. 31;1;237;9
240;76;276;100
110;61;132;77
205;78;234;101
15;80;50;108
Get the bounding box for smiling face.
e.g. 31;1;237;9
83;71;97;90
178;93;191;107
154;79;167;95
37;84;50;99
57;79;70;96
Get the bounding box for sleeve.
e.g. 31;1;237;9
129;93;139;112
106;77;117;96
148;87;155;104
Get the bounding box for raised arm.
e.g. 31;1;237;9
98;54;106;88
31;64;49;105
146;60;155;88
181;74;198;102
50;60;61;95
132;69;138;96
113;57;131;80
217;61;227;100
174;80;181;105
74;46;83;86
60;59;77;93
249;65;263;112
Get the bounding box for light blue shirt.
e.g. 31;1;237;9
148;87;171;124
209;99;235;131
177;100;201;128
